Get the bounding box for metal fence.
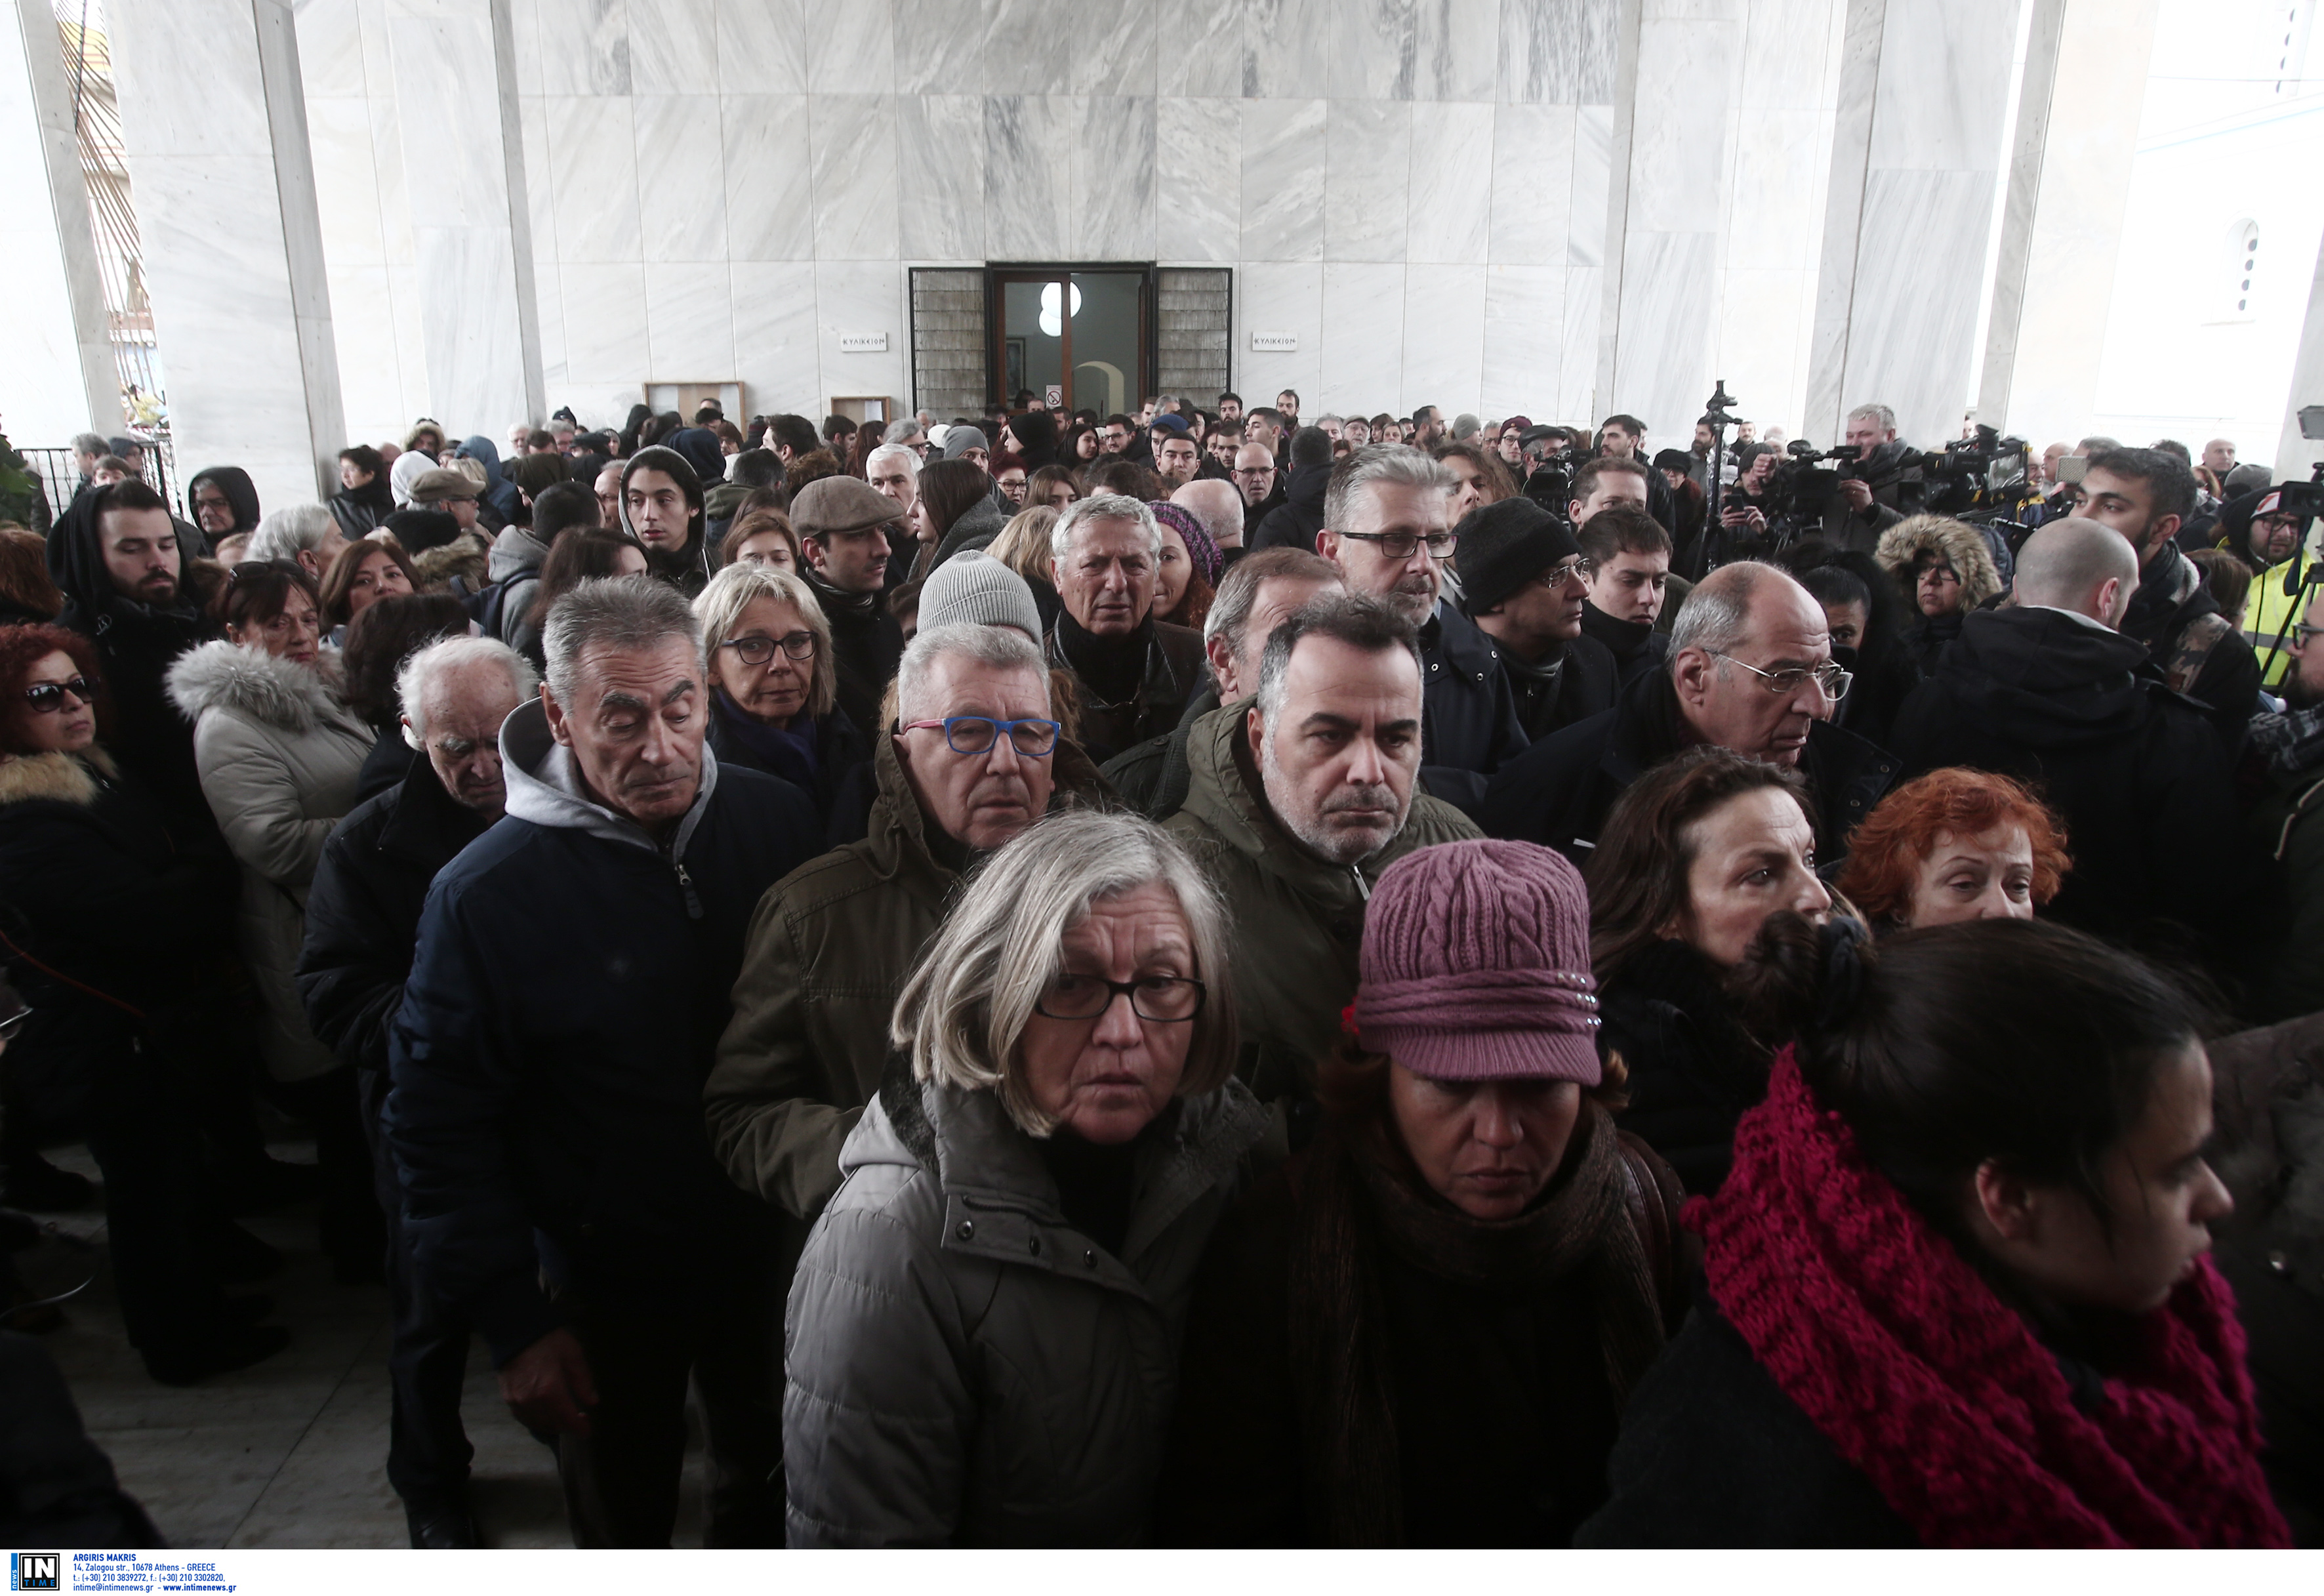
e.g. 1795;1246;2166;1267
18;436;178;529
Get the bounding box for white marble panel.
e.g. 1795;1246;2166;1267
1559;264;1602;420
721;96;814;260
809;94;900;259
1481;263;1564;417
1412;0;1498;102
634;96;729;260
814;259;907;412
715;0;806;92
1402;262;1485;415
985;95;1073;258
1072;98;1156;260
533;0;630;95
1841;167;1995;444
1241;0;1331;100
325;260;407;441
1330;1;1416;102
1155;96;1238;262
1610;228;1717;436
1488;102;1574;266
628;0;718;94
357;0;396;97
983;0;1075;94
1865;0;2021;173
729;260;819;409
519;96;559;263
386;0;510;233
1159;0;1242;96
505;0;544;95
1323;100;1410;264
295;0;369;96
892;0;987;94
804;0;893;92
413;222;529;425
1740;0;1839;110
106;0;273;156
305;96;386;264
1625;14;1740;234
897;94;986;259
560;260;650;380
1406;101;1494;265
1070;0;1158;96
1319;263;1406;415
1568;102;1611;267
545;94;642;260
645;260;735;377
369;97;417;264
1234;261;1323;407
1500;0;1621;106
1716;265;1808;433
1723;106;1824;271
533;248;567;388
1239;98;1326;262
384;260;428;411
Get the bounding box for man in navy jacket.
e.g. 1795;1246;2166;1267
387;577;819;1548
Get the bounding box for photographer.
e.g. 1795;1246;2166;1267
1822;403;1926;552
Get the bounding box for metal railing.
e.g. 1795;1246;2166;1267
18;436;178;528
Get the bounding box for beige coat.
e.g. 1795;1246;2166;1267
167;640;375;1080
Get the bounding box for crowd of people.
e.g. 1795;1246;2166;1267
0;389;2317;1551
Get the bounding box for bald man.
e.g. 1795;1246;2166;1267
1171;478;1247;556
1888;517;2251;952
1479;559;1899;863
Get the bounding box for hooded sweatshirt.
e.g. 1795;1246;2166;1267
456;435;523;528
186;466;262;538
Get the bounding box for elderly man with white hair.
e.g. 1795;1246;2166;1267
246;501;352;581
1045;491;1207;762
298;635;537;1548
388;577;821;1548
865;440;921;525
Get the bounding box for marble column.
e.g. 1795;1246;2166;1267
0;0;119;441
2277;226;2324;483
1597;0;1745;442
1977;0;2159;447
106;0;344;510
1804;0;2023;448
384;0;542;435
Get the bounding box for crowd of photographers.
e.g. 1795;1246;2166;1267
0;388;2317;1550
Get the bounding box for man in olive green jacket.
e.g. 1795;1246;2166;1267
704;624;1104;1221
1165;594;1479;1103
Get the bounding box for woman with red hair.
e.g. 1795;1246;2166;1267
1835;767;2070;931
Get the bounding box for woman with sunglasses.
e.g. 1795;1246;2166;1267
0;624;289;1382
693;562;867;829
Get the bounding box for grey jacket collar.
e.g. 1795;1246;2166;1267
498;694;721;859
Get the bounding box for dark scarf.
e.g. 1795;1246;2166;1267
1055;609;1151;708
1700;1050;2290;1548
1580;601;1656;663
2121;544;2210;650
2249;702;2324;777
714;689;819;788
1284;1103;1665;1546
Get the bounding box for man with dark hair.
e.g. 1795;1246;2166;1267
1206;423;1242;472
1274;390;1301;430
1244;407;1286;464
693;399;725;424
1249;426;1334;554
1166;592;1478;1099
2068;445;2260;727
1151;417;1202;486
1576;503;1674;689
1316;445;1527;812
1457;499;1618;740
792;477;907;734
821;415;858;454
1410;405;1446;450
764;413;819;466
706;448;784;548
1590;417;1680;537
1099;414;1136;456
1217;391;1243;424
389;580;818;1549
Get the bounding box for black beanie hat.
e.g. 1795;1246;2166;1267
385;507;463;554
1454;497;1580;615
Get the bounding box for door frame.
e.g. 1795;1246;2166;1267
983;263;1156;413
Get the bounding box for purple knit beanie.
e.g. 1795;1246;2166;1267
1354;838;1602;1083
1149;499;1223;586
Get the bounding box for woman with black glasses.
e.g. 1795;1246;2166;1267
693;562;867;831
0;624;287;1382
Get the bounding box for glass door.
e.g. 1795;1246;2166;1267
992;268;1148;413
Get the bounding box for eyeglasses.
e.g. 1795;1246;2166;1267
901;715;1061;756
720;632;816;665
1711;653;1852;701
1339;529;1458;562
1538;556;1598;587
23;677;94;714
1035;973;1207;1023
2293;623;2324;647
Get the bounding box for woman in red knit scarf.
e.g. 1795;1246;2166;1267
1580;915;2291;1547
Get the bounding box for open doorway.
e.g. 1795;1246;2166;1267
990;266;1150;415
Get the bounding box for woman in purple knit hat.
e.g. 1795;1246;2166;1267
1154;838;1688;1548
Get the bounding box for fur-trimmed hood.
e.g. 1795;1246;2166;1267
165;639;350;734
1873;514;2004;610
0;747;117;809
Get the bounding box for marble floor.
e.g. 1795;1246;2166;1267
11;1140;709;1549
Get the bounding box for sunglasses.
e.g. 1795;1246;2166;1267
23;677;93;714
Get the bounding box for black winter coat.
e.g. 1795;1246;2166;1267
1578;603;1670;693
1494;632;1620;744
386;705;821;1364
1576;1288;1915;1547
1886;607;2254;953
1419;605;1529;815
296;757;493;1079
1478;668;1898;867
1596;940;1768;1197
802;568;905;739
1250;463;1330;554
1101;682;1219;820
704;697;872;832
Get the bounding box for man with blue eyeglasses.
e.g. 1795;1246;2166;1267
708;621;1109;1273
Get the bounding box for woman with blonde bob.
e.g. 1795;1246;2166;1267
782;808;1267;1547
693;561;866;825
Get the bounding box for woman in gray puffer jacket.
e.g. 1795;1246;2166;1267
781;809;1267;1547
167;561;378;1277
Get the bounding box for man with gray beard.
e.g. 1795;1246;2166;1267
1164;593;1478;1113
